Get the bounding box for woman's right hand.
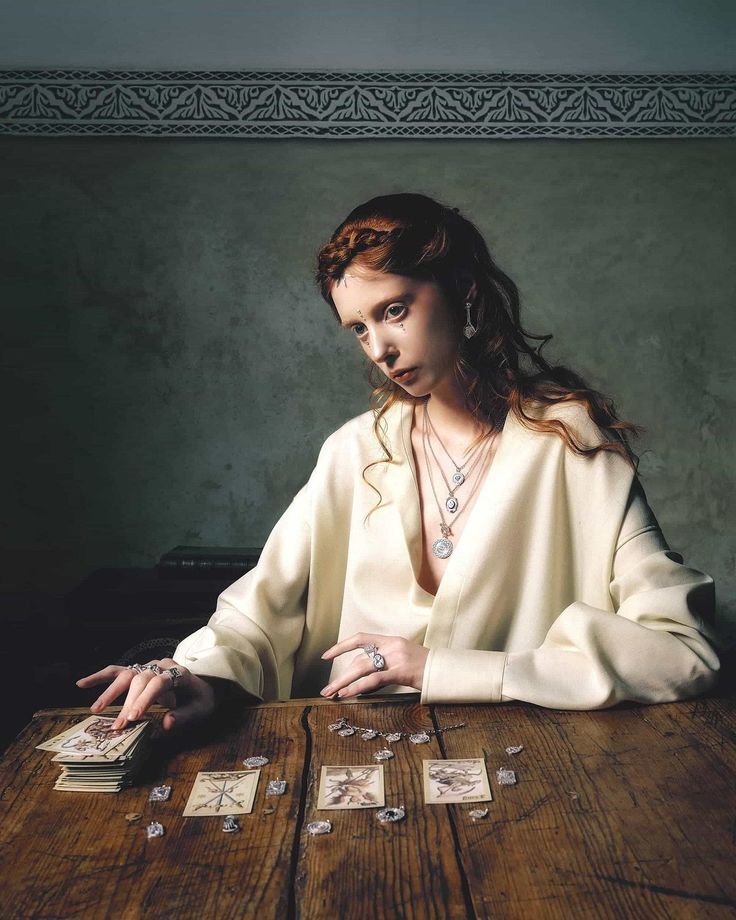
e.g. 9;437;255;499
76;659;217;732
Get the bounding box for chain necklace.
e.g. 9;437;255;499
424;404;494;514
328;715;465;745
422;408;495;559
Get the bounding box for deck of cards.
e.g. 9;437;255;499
37;716;152;793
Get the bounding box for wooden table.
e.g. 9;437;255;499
2;695;735;919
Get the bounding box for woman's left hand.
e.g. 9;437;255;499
320;633;429;699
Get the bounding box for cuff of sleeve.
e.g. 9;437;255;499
174;628;264;701
420;648;508;703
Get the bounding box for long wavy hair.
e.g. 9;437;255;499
315;192;642;481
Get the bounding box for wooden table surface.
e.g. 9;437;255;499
2;694;735;919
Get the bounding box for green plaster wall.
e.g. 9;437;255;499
2;137;734;639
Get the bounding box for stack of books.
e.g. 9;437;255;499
37;715;151;792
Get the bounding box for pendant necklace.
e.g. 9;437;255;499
422;407;494;559
424;403;494;513
424;405;493;514
328;716;465;745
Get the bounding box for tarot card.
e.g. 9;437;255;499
182;770;260;817
52;721;149;762
422;758;493;805
317;765;385;810
36;716;119;752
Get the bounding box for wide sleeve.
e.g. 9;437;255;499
422;478;722;709
173;478;312;702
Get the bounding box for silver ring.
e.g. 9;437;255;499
141;663;164;675
127;663;145;674
165;666;183;689
363;644;386;672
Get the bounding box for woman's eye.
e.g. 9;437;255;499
352;323;367;337
386;304;406;320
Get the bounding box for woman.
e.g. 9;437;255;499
78;192;721;732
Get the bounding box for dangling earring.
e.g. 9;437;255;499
463;302;477;339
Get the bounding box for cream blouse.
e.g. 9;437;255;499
174;399;720;709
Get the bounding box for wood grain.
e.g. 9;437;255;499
294;701;472;920
436;700;736;919
1;697;735;919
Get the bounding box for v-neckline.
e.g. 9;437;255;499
396;400;514;602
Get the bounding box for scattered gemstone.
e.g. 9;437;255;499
243;756;270;768
222;815;240;833
376;805;406;823
148;785;171;802
266;780;287;796
505;745;524;756
307;820;332;835
469;808;489;820
145;821;165;839
496;768;517;786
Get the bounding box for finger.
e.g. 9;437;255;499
161;696;208;733
125;667;189;721
337;671;387;699
321;632;385;661
320;652;383;697
76;665;127;688
89;670;134;713
110;672;159;729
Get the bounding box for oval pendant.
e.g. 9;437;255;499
446;496;458;514
452;471;465;486
337;726;355;737
409;732;430;744
361;730;378;741
385;732;402;744
432;537;453;559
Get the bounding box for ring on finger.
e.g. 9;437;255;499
164;666;183;689
141;663;164;675
363;644;386;672
126;663;145;674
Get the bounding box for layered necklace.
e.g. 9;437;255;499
422;403;496;559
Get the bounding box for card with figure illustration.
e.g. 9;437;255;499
182;770;260;816
317;765;385;810
422;758;492;804
40;716;147;757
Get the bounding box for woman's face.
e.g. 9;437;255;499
331;266;462;398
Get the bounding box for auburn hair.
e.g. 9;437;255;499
315;192;642;489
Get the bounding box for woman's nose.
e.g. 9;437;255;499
368;327;395;363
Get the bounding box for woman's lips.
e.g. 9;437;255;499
393;367;418;384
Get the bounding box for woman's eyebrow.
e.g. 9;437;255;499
339;292;414;327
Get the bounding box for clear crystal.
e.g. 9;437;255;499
376;805;406;823
469;808;489;820
307;820;332;835
496;768;517;786
505;745;524;755
452;471;465;485
243;755;269;768
148;785;171;802
266;780;287;796
145;821;165;839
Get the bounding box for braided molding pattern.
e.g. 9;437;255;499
1;70;734;138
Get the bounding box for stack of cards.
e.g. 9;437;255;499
37;716;152;793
